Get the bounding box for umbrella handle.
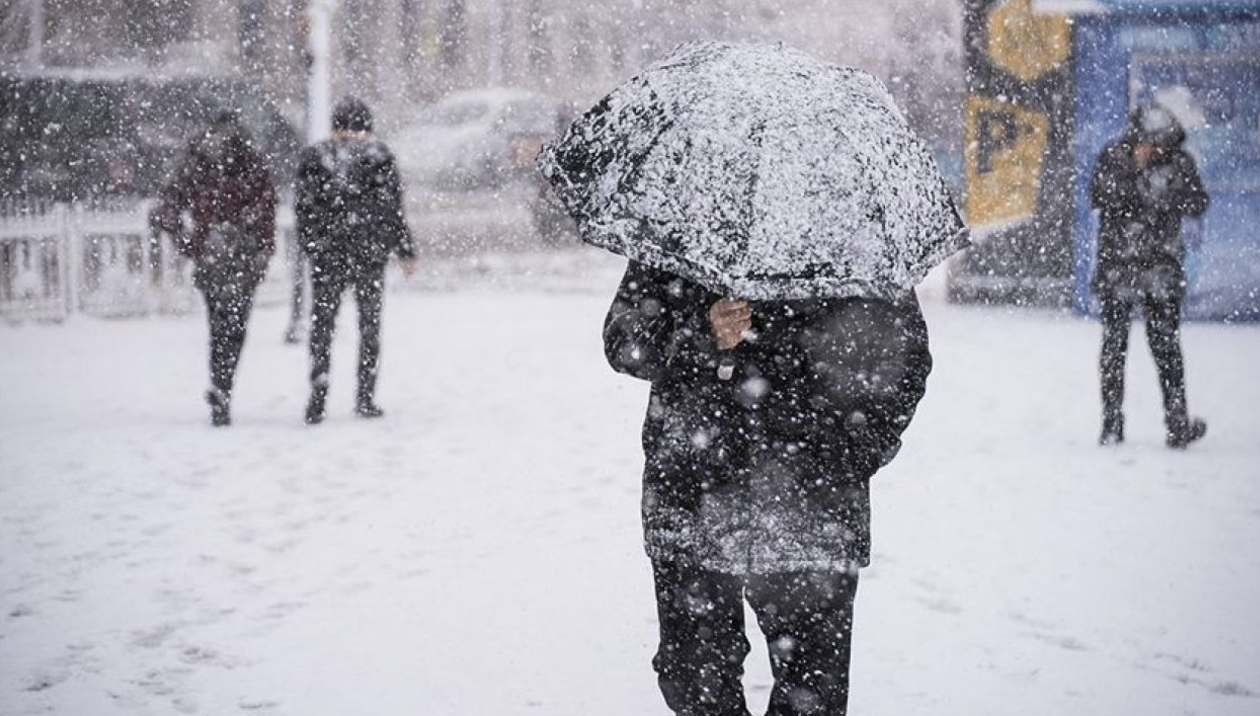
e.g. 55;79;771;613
717;357;736;381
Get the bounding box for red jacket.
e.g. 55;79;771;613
155;125;276;260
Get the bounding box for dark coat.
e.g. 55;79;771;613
1090;107;1209;302
605;262;932;574
295;135;416;272
154;120;276;262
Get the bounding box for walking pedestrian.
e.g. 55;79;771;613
154;109;276;426
1090;104;1210;448
604;262;933;715
295;97;417;424
540;42;965;716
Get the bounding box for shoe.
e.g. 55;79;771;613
1166;417;1207;449
355;402;384;419
1099;415;1124;446
304;396;326;425
205;389;230;427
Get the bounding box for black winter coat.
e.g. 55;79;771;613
295;135;416;271
605;262;932;574
1090;111;1208;302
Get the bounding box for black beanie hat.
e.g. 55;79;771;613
332;97;373;133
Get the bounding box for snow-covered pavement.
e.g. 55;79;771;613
2;249;1258;716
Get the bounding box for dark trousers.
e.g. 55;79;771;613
197;262;259;399
287;249;308;338
651;561;859;716
308;261;384;405
1099;295;1189;430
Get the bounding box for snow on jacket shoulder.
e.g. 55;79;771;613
295;136;416;266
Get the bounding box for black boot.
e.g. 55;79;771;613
305;389;326;425
355;399;384;419
205;389;231;427
1166;417;1207;449
1099;413;1124;446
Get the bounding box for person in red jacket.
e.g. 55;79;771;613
154;109;276;426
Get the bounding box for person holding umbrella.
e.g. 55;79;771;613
540;42;968;716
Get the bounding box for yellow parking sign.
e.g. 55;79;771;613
964;95;1051;228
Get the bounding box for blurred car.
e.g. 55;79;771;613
391;88;563;191
0;71;300;207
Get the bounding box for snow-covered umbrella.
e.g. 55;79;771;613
538;41;970;301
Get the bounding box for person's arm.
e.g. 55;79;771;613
375;146;417;262
603;262;721;383
154;152;196;256
1173;150;1209;218
858;294;932;473
808;293;933;479
293;147;322;258
244;151;277;258
1089;145;1135;217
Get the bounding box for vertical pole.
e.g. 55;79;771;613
61;204;78;317
487;0;502;87
307;0;338;143
27;0;43;70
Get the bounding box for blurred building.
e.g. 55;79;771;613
2;0;710;133
3;0;964;140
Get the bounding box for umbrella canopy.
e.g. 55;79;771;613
538;41;970;301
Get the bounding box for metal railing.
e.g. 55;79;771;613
1;202;296;322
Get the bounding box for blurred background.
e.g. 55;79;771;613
1;0;1258;321
0;0;964;243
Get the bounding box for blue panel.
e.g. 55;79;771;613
1039;0;1260;16
1071;14;1260;321
1072;18;1132;314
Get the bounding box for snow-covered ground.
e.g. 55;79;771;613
2;248;1258;716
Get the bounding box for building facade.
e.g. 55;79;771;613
4;0;965;139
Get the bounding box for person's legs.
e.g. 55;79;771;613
215;274;257;394
1098;296;1132;444
306;262;345;424
353;267;385;415
1144;297;1205;447
745;570;859;716
284;247;307;344
651;561;752;716
200;283;232;426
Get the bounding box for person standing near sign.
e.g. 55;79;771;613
1090;104;1209;448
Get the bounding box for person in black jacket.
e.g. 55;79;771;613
153;109;276;427
604;261;932;716
1090;104;1209;448
295;98;418;424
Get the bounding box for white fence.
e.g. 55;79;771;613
0;202;297;322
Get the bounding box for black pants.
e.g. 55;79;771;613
651;561;859;716
1099;294;1189;430
308;261;385;405
197;260;260;399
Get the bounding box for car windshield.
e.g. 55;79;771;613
427;101;490;127
499;101;555;131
